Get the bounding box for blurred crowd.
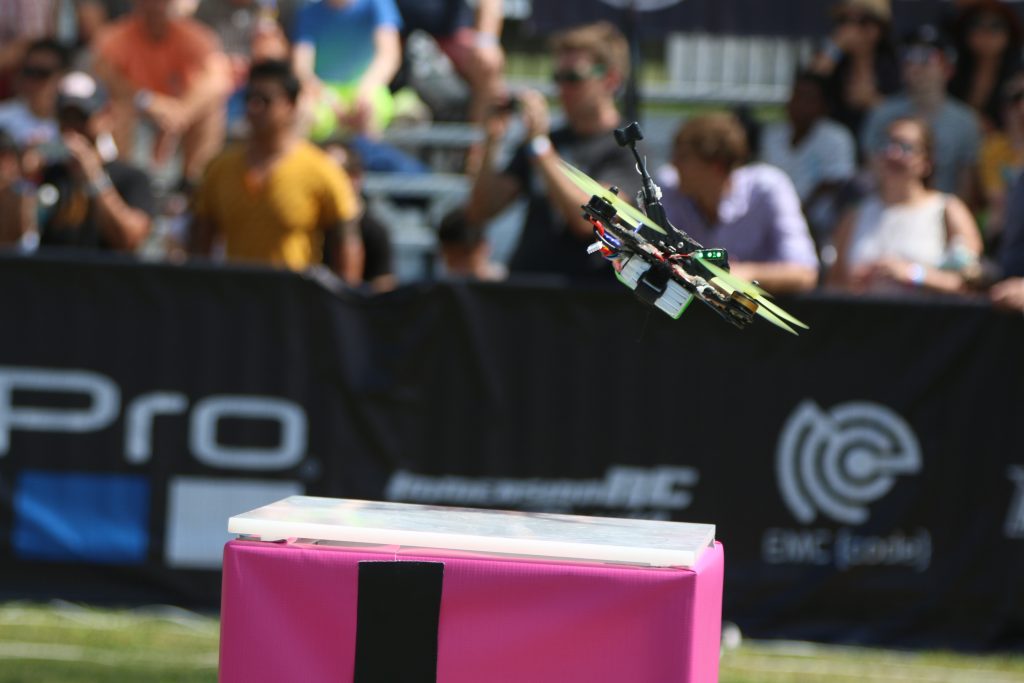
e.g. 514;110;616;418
2;0;1024;312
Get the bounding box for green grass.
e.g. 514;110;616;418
0;604;218;683
1;603;1023;682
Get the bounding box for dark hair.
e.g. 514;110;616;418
24;38;71;71
948;1;1023;126
438;208;481;247
247;59;301;103
793;68;829;95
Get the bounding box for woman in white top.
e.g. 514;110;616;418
828;117;982;293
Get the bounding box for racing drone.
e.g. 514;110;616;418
561;121;807;334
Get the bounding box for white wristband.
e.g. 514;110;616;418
528;135;552;158
474;31;499;49
908;263;926;287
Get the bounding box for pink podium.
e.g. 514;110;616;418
220;497;724;683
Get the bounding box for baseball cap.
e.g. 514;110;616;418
902;23;953;52
56;71;108;117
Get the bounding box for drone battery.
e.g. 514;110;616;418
616;256;694;319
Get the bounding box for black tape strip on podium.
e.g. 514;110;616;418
354;562;445;683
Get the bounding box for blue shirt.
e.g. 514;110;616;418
294;0;402;84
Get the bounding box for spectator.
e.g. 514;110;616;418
829;117;982;294
92;0;231;187
977;71;1024;245
321;139;397;292
861;24;982;199
2;71;155;251
190;60;363;283
293;0;403;140
760;70;857;244
437;207;506;281
660;112;819;294
811;0;901;139
948;0;1022;132
466;21;638;280
0;0;57;95
393;0;505;125
0;39;68;153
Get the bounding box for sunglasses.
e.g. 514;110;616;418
244;90;278;106
881;136;922;157
835;14;875;27
21;65;56;80
552;64;606;85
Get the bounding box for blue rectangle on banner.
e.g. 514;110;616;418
12;471;150;565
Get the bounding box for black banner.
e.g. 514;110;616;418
529;0;1024;38
1;253;1023;649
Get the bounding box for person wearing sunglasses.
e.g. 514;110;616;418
3;71;155;252
465;21;639;280
811;0;901;139
829;117;982;294
0;39;69;150
190;60;363;284
861;25;981;201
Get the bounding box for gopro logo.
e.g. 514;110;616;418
0;366;307;472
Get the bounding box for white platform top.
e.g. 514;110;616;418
228;496;715;568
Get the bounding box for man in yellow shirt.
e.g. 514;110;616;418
191;59;363;283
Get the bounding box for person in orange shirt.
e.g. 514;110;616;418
92;0;231;186
190;60;363;284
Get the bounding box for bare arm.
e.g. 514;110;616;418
465;112;522;226
292;42;319;87
474;0;504;40
332;218;365;285
825;208;858;290
529;145;600;241
729;262;818;294
63;132;150;251
944;194;983;255
511;89;596;240
90;184;151;251
178;52;232;124
358;27;402;94
0;186;36;246
990;277;1024;311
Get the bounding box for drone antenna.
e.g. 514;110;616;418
614;121;670;231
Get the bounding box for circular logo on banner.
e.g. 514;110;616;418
598;0;684;10
776;400;922;525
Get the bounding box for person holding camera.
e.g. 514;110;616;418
2;71;154;252
465;21;638;280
